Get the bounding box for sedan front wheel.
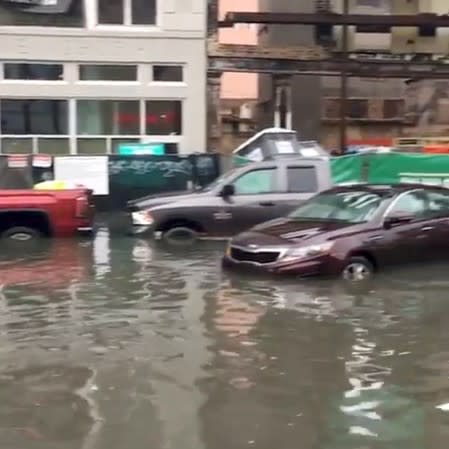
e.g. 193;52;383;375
342;256;374;282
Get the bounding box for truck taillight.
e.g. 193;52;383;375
75;196;89;218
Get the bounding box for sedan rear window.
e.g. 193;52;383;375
289;190;383;223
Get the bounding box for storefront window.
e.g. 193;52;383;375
0;0;84;27
145;101;182;135
38;138;70;154
1;138;33;154
77;138;108;154
77;100;140;135
1;100;68;135
98;0;156;25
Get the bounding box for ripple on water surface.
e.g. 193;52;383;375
0;235;448;448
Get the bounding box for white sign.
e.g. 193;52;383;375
300;148;320;157
54;156;109;195
247;147;263;161
32;154;52;168
7;155;28;168
276;141;295;154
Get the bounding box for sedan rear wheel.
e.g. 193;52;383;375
342;256;374;282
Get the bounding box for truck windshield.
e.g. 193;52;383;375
288;191;383;223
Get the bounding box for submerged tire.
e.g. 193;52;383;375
162;226;198;245
1;226;42;242
341;256;374;282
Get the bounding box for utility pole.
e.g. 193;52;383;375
339;0;349;154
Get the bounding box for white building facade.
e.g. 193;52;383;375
0;0;207;155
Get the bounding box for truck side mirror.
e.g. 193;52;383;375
220;184;235;197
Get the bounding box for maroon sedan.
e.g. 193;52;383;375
222;184;449;281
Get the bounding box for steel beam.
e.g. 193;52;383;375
208;56;449;79
221;12;449;27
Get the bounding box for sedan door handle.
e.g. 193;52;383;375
421;226;434;231
259;201;275;207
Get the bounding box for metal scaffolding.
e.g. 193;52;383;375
209;4;449;151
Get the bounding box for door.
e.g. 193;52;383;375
421;189;449;260
375;190;435;267
212;166;281;235
272;165;321;216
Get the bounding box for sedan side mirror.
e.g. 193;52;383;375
384;211;414;229
220;184;235;198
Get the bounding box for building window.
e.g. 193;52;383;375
0;0;84;27
79;64;137;82
97;0;156;26
77;100;140;135
145;101;182;135
1;138;33;154
152;66;183;83
4;63;64;81
1;100;68;135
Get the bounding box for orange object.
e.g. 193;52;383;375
348;138;393;146
423;145;449;154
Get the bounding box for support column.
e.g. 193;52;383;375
273;75;293;130
207;0;218;39
207;73;222;151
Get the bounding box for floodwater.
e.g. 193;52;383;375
1;232;449;449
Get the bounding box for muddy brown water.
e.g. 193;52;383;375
0;230;449;449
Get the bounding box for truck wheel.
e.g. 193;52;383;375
162;226;198;245
1;226;42;242
341;256;374;282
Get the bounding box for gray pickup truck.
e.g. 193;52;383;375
127;156;332;242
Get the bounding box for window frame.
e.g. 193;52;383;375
144;100;183;136
423;189;449;219
3;63;65;82
77;64;138;83
92;0;160;29
382;189;428;222
1;98;69;136
286;165;319;193
0;96;184;155
151;65;185;84
231;167;278;196
76;99;142;136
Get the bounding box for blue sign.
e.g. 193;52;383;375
118;143;166;155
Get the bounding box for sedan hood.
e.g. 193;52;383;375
127;190;205;211
233;217;355;246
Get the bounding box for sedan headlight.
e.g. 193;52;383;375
282;241;334;261
131;210;154;226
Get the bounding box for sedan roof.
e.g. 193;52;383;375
329;183;449;195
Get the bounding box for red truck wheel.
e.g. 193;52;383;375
1;227;42;241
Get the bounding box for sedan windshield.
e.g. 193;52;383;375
289;190;383;223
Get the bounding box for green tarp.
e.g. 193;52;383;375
331;152;449;186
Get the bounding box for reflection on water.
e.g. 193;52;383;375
0;233;448;448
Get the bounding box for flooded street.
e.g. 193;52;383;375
1;232;449;449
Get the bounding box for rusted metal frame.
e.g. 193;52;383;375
207;57;449;78
339;0;349;153
207;0;219;38
221;12;449;27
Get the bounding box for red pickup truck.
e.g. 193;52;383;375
0;189;95;241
